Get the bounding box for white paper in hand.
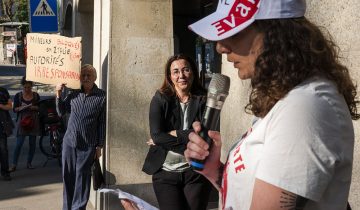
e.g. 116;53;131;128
99;188;158;210
18;104;32;112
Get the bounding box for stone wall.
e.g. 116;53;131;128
105;0;173;208
305;0;360;208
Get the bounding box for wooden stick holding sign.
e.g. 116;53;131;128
26;33;82;89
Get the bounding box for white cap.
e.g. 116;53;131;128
189;0;306;41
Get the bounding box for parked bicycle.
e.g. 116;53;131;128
38;98;64;166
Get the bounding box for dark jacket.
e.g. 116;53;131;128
56;85;106;148
142;90;207;175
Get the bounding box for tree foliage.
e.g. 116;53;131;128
0;0;29;23
15;0;28;22
1;0;14;22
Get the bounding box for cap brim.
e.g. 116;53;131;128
189;12;256;41
189;0;306;41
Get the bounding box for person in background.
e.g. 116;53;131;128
0;86;13;181
141;54;212;210
184;0;359;210
9;77;40;172
56;64;106;210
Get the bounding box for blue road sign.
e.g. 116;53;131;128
29;0;58;33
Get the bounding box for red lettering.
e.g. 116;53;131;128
57;38;81;50
234;154;243;163
34;66;41;77
235;164;245;173
70;52;81;61
233;146;240;157
33;66;79;81
211;0;260;36
232;142;245;174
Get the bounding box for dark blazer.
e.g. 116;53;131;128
142;90;207;175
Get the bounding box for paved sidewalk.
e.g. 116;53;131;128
0;140;64;209
0;119;95;210
0;77;95;210
0;134;93;210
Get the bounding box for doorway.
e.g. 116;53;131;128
173;0;221;88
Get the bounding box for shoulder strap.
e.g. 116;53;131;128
16;92;22;121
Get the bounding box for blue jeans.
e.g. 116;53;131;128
12;135;36;166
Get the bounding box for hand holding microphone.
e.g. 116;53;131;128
185;74;230;171
185;122;223;185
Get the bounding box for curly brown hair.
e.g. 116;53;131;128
246;17;359;120
159;54;206;96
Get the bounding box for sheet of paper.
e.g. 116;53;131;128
26;33;82;89
18;104;32;112
99;188;158;210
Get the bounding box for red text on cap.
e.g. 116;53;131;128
211;0;260;36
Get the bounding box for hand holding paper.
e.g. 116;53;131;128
99;188;158;210
18;104;32;112
121;200;139;210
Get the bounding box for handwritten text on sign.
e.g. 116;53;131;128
26;33;82;89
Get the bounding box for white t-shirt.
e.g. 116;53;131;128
222;77;354;210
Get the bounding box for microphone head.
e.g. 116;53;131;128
206;74;230;110
208;74;230;96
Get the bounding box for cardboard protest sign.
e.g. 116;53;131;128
26;33;82;89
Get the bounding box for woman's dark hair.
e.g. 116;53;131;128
246;17;359;120
21;76;33;86
159;54;206;96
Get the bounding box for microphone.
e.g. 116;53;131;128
190;73;230;170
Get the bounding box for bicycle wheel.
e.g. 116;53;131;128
39;130;62;159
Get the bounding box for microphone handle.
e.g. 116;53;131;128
190;127;212;170
190;108;221;171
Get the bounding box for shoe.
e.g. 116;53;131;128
8;166;16;172
2;174;11;181
27;163;35;169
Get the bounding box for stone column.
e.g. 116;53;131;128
105;0;173;208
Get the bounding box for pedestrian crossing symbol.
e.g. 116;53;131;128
33;0;55;16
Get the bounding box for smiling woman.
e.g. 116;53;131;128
169;59;194;103
141;54;213;210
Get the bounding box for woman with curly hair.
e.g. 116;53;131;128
183;1;359;210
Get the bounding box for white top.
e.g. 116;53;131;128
222;77;354;210
162;102;190;172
